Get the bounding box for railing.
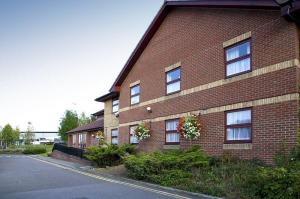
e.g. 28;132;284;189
52;143;85;158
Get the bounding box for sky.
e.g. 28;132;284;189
0;0;163;131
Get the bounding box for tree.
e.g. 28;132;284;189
22;122;35;145
58;110;79;142
1;124;20;148
78;112;92;126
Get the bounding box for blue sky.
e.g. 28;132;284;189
0;0;163;131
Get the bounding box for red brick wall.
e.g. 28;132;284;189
117;7;300;163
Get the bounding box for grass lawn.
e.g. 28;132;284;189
39;144;53;157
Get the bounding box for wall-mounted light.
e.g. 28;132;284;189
146;107;152;113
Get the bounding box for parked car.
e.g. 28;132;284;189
32;138;53;145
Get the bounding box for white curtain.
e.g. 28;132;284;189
130;126;139;144
226;58;250;76
226;42;250;61
111;130;118;137
131;95;140;104
112;137;118;145
227;128;250;140
166;133;180;143
167;81;180;94
72;134;76;144
166;120;178;131
227;109;251;125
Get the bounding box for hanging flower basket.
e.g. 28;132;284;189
177;115;201;141
134;122;151;141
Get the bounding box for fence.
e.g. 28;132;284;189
52;143;85;158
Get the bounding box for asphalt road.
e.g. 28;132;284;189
0;155;198;199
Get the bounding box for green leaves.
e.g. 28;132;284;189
84;144;136;167
58;110;93;142
0;124;20;147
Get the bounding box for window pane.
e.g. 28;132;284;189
226;58;250;76
226;42;250;61
131;85;140;96
111;129;118;137
130;135;139;144
167;68;180;83
227;127;251;140
112;104;119;113
112;99;119;106
227;109;251;125
166;132;180;143
166;120;179;131
72;135;76;144
167;81;180;94
112;137;118;145
131;95;140;105
130;126;139;144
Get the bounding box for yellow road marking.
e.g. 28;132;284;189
28;156;192;199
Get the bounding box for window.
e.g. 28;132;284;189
78;133;87;148
225;109;252;143
112;99;119;113
165;119;180;144
111;129;118;145
166;68;181;94
72;134;76;145
130;85;140;105
129;125;139;144
225;40;251;77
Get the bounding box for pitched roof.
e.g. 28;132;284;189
109;0;280;92
95;91;119;102
67;118;104;134
92;110;104;117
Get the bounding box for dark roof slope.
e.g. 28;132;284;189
95;91;119;102
109;0;280;92
92;110;104;117
67;118;104;134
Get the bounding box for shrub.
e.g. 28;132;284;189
245;163;300;199
84;144;136;167
148;169;193;187
124;146;209;180
0;148;23;154
23;145;47;154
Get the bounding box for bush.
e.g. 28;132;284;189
0;148;23;154
84;144;136;167
125;147;300;199
23;145;47;154
245;162;300;199
124;146;209;180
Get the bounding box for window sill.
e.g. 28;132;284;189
130;103;140;107
163;145;180;150
166;90;181;96
223;143;252;150
226;69;251;79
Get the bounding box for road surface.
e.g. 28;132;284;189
0;155;203;199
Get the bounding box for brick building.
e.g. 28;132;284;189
67;110;104;148
96;0;300;163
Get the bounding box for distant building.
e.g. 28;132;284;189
19;131;60;144
67;110;104;149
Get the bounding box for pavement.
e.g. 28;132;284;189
0;155;218;199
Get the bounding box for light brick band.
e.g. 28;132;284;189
223;31;252;48
129;80;140;87
119;93;299;127
165;61;181;72
120;59;300;113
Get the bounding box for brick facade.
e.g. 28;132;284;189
103;99;119;144
112;7;300;163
